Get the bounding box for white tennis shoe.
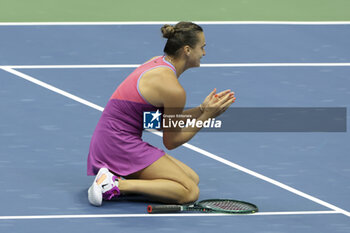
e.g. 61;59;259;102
88;168;121;206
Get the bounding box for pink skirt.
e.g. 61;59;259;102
87;100;165;176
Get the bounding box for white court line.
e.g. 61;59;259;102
1;67;350;219
1;67;104;112
0;21;350;26
3;64;139;69
0;211;339;220
2;63;350;70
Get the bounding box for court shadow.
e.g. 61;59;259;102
78;188;163;205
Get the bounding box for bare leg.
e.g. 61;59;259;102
119;154;199;204
167;155;199;185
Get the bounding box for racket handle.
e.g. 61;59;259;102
147;204;183;214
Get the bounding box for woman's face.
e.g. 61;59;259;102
187;32;206;67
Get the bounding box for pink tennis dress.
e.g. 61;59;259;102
87;56;176;176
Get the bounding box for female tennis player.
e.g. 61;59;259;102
87;22;236;206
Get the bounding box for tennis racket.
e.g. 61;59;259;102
147;199;258;214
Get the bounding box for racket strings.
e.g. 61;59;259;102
202;200;254;211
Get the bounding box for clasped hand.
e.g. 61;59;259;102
200;88;236;118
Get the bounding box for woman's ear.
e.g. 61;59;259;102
183;45;191;56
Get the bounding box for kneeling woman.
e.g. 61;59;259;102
87;22;235;206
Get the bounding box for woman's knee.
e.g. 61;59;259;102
192;172;200;185
177;180;200;204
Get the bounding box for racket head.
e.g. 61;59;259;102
197;199;258;214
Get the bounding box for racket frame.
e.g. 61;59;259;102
147;199;258;214
197;199;258;214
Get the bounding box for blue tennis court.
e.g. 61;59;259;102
0;23;349;232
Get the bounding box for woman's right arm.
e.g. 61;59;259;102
155;70;233;150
